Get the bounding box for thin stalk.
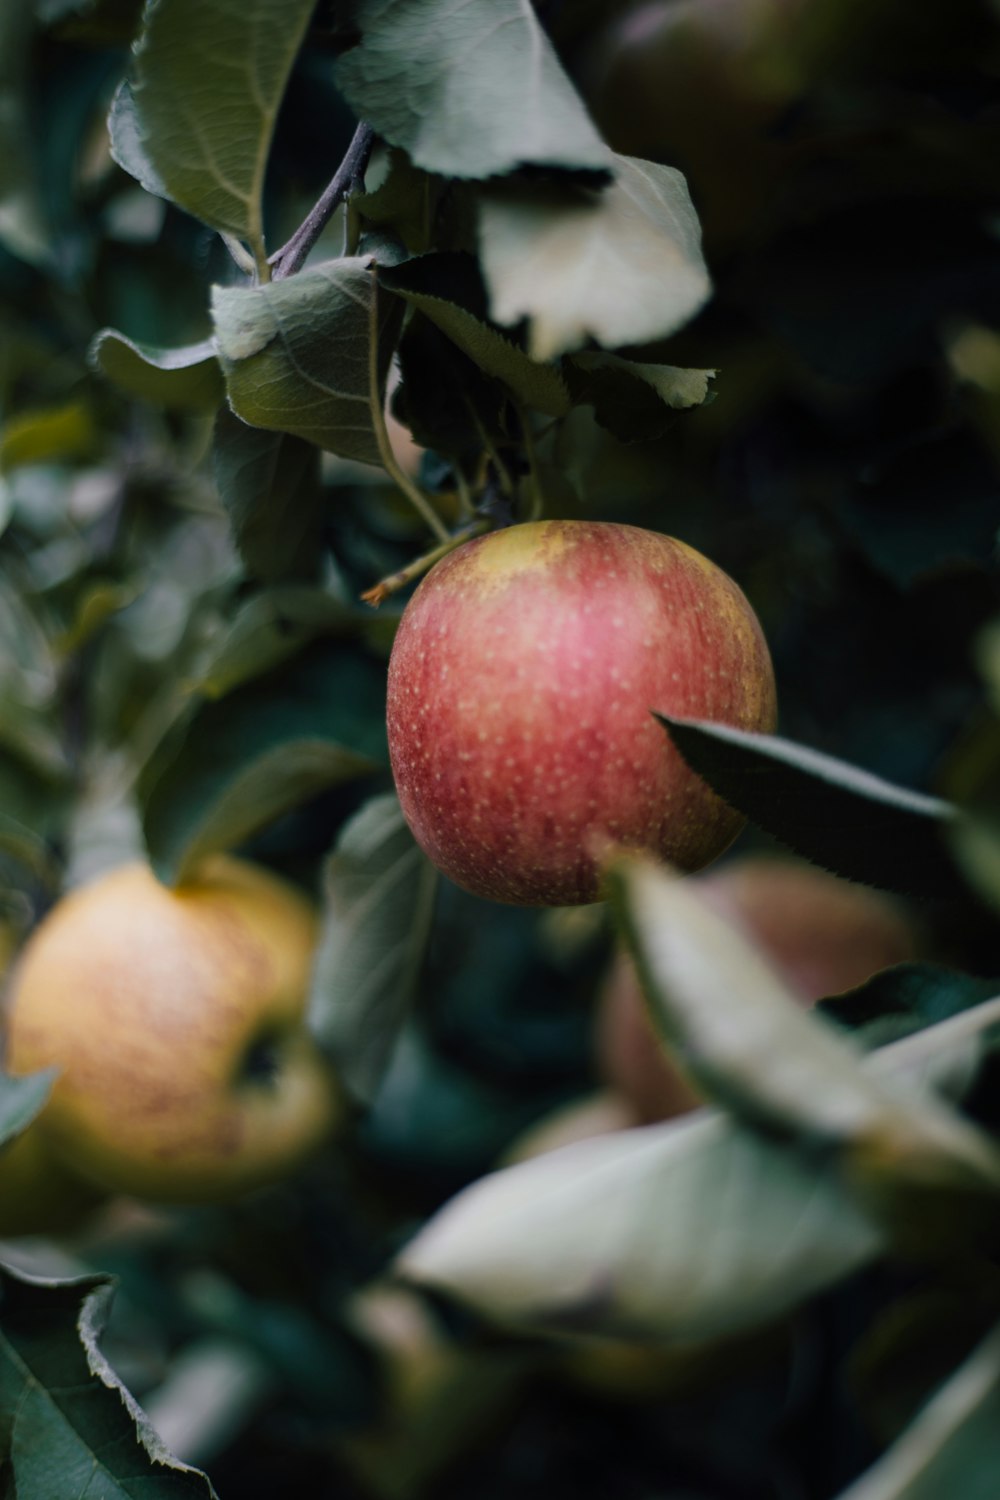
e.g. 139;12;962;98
270;122;376;280
368;267;450;543
361;518;491;607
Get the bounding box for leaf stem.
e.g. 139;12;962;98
270;121;376;280
361;518;491;606
368;267;450;542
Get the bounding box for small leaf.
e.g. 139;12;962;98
0;1264;217;1497
141;644;386;885
834;1322;1000;1500
192;587;360;700
90;331;224;411
353;148;440;253
108;0;315;258
334;0;611;183
608;854;1000;1221
821;964;1000;1046
479;155;711;361
0;1069;56;1149
212;411;325;583
659;716;964;900
212;257;402;465
0;402;96;471
380;253;570;418
309;794;437;1105
564;351;715;441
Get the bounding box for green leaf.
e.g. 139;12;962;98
141;643;385;884
352;148;440;254
90;331;224;411
212;257;402;465
379;254;570;418
0;1264;217;1496
334;0;611;183
309;794;437;1106
479;155;711;361
659;717;965;901
212;411;325;583
191;586;360;700
0;1;50;265
821;964;1000;1049
564;351;715;441
607;853;1000;1225
398;1104;884;1345
108;0;315;259
0;402;96;472
0;1070;56;1149
834;1322;1000;1500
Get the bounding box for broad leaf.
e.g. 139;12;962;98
141;644;385;884
334;0;611;182
398;1106;884;1344
564;351;715;441
380;254;571;417
479;155;711;361
212;412;325;583
212;257;402;465
0;0;49;264
0;1264;216;1496
835;1322;1000;1500
108;0;315;260
90;331;223;411
659;717;965;900
608;854;1000;1219
309;794;437;1105
0;1069;56;1148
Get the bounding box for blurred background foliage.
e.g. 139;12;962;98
0;0;999;1496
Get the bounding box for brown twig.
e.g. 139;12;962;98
270;121;376;280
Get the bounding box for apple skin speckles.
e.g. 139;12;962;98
386;520;777;906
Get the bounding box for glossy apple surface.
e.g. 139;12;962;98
387;520;777;905
5;856;341;1201
598;856;920;1122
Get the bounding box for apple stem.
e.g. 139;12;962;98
361;518;492;607
367;266;451;544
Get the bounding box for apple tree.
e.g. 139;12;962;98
1;0;1000;1496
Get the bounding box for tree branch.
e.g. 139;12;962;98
270;121;376;280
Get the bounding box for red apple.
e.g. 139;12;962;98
386;520;777;905
597;855;921;1122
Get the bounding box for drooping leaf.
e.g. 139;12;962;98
479;155;711;361
564;351;715;442
0;0;50;265
140;643;386;884
191;586;361;700
607;854;1000;1230
108;0;315;260
658;716;965;900
309;794;437;1105
0;1264;217;1497
334;0;611;183
212;257;402;465
398;1105;884;1345
90;331;224;411
379;254;571;417
211;411;326;583
0;1069;56;1148
834;1322;1000;1500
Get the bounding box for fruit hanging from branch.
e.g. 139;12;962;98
4;857;342;1202
387;519;777;906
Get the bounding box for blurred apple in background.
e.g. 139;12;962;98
597;855;920;1122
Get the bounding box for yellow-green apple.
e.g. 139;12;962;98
386;520;777;906
4;856;341;1201
598;855;920;1122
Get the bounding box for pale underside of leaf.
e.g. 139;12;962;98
479;155;711;360
334;0;612;182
